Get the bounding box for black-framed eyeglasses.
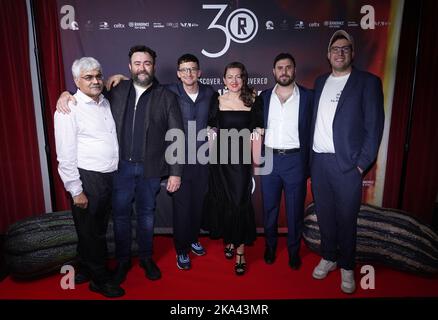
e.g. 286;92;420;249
330;46;352;54
81;74;103;81
178;67;199;74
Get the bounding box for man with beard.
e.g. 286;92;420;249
56;46;184;288
309;30;384;294
258;53;313;270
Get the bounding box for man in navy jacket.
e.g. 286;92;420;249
309;30;384;294
259;53;313;270
166;54;215;270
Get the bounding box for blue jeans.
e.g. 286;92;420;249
112;160;161;262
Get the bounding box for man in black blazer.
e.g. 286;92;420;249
56;46;184;288
309;30;384;294
259;53;313;270
107;46;183;285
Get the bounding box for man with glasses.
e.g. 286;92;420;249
54;57;124;297
166;54;215;270
309;30;384;294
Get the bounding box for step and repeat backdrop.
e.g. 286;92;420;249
57;0;403;231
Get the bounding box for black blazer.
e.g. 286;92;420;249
106;80;184;178
310;67;385;173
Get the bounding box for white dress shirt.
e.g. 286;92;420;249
264;83;300;149
313;73;350;153
54;89;119;197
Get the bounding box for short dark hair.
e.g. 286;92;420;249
128;45;157;64
177;53;199;68
273;53;296;68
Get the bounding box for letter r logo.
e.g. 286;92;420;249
237;17;247;35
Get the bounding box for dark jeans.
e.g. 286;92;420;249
72;168;113;284
112;160;161;262
172;164;208;254
311;152;362;270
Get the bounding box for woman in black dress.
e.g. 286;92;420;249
204;62;263;275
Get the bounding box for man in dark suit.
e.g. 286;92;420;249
309;30;384;294
56;46;184;288
259;53;313;270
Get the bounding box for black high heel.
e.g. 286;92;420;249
224;244;235;259
234;253;246;276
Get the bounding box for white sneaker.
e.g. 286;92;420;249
341;268;356;294
312;258;337;279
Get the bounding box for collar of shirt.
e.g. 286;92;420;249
273;82;299;104
75;89;105;106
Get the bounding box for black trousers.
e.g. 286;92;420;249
172;164;209;254
310;153;362;270
72;168;113;284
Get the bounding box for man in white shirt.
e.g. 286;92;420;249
54;57;124;298
310;30;384;294
259;53;313;270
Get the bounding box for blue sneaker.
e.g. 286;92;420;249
191;242;206;256
176;254;191;270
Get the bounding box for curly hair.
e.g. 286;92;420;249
223;61;254;107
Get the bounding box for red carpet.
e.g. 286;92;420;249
0;235;437;300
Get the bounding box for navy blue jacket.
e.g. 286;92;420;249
259;84;314;172
166;82;215;164
310;67;385;173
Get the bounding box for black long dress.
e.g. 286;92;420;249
204;93;263;246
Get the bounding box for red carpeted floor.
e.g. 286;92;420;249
0;235;437;300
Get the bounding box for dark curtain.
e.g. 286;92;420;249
33;0;70;211
0;0;45;233
383;0;438;224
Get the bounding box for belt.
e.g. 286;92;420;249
271;148;300;155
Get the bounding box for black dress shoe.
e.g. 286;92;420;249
74;272;91;285
112;261;132;285
289;255;302;270
139;258;161;280
89;280;125;298
264;246;276;264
